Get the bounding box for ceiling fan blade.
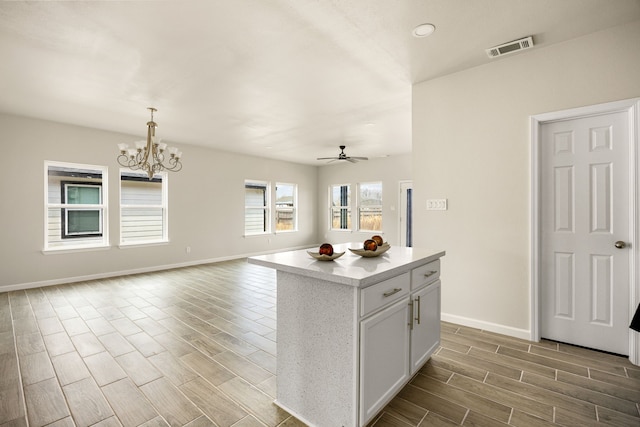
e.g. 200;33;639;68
317;146;368;163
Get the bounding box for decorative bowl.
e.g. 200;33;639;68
349;242;391;257
307;251;346;261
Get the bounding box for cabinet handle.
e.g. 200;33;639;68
408;300;414;330
415;296;421;324
424;270;438;278
383;288;402;297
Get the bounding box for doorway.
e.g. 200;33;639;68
531;98;640;364
399;181;412;247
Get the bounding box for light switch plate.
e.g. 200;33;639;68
426;199;447;210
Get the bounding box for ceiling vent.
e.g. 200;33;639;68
486;36;534;58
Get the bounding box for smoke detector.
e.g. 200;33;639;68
486;36;534;58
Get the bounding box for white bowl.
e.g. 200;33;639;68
348;243;390;257
307;251;346;261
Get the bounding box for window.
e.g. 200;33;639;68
120;170;167;245
45;162;108;250
63;183;102;237
245;180;270;235
330;184;351;230
275;183;297;232
358;182;383;231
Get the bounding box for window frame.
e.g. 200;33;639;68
44;161;109;252
330;183;351;231
61;181;103;238
244;180;271;236
357;181;383;232
119;170;168;246
275;182;297;233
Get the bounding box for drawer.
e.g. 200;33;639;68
411;259;440;290
361;272;410;317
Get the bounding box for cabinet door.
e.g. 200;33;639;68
410;280;441;375
360;297;411;425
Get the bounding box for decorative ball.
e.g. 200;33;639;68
319;243;334;256
363;239;378;251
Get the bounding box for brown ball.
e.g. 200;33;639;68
363;239;378;251
319;243;334;256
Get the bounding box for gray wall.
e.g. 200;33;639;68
317;154;412;247
0;114;318;290
412;20;640;337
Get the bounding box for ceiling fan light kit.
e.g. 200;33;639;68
317;145;368;163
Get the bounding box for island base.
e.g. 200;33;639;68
276;270;359;427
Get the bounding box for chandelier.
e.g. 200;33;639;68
117;107;183;180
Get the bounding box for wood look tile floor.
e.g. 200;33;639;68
1;259;639;427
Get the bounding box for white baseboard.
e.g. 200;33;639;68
1;245;315;293
441;312;532;341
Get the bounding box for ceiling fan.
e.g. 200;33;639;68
317;145;368;163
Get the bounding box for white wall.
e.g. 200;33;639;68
412;20;640;336
317;154;412;247
0;113;318;290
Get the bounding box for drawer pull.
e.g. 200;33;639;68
424;270;438;278
408;300;414;329
383;288;402;297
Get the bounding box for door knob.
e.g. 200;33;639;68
614;241;627;249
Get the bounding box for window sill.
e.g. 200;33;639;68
243;233;273;238
42;245;110;255
119;241;169;249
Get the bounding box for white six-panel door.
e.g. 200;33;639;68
540;111;630;355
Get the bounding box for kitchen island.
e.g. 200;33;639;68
248;243;445;427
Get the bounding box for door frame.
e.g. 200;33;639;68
530;98;640;365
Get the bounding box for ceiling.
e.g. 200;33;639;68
1;0;639;165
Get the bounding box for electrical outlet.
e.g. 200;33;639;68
426;199;448;210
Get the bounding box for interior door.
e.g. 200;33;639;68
540;111;630;355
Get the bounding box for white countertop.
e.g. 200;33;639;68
248;243;445;288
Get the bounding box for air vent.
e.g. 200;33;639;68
486;36;534;58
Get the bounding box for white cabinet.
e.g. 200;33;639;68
410;280;441;374
409;259;441;375
360;297;411;423
359;260;441;425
